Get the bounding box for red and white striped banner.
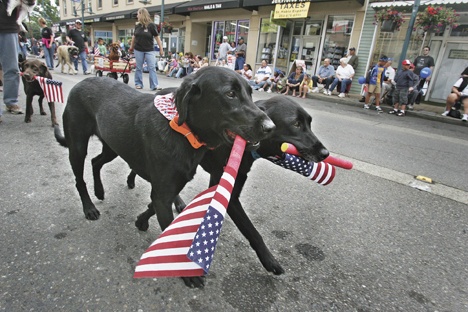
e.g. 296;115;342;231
35;76;64;103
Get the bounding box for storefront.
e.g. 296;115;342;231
368;1;468;103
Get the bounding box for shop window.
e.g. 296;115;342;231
95;31;113;46
256;18;291;73
63;0;67;15
97;0;102;9
211;20;249;60
118;29;134;50
322;15;354;69
451;13;468;37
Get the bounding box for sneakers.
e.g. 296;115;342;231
397;110;405;117
408;104;414;110
5;105;23;114
462;114;468;122
323;89;328;95
338;93;345;98
388;109;398;114
327;90;332;96
258;88;264;92
151;87;163;91
84;71;90;75
358;96;365;103
266;89;272;93
312;87;319;93
363;104;370;109
376;106;383;113
441;111;449;116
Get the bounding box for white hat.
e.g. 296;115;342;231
75;19;82;24
223;36;228;40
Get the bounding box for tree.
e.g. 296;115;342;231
24;0;60;38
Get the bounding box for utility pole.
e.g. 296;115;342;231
398;0;420;71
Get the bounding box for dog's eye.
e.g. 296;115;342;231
293;121;301;128
226;91;236;99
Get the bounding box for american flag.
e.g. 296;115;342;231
268;153;336;185
94;47;101;57
134;136;246;278
36;76;64;103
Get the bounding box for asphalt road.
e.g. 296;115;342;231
1;69;467;311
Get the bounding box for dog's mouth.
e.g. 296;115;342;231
223;129;260;149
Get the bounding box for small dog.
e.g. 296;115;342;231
56;45;79;75
20;59;58;126
6;0;36;33
108;43;120;61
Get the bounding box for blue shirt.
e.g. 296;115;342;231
317;65;335;79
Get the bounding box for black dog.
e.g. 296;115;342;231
54;66;275;288
127;95;329;276
20;59;58;126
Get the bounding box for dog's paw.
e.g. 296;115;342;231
127;177;135;189
84;207;100;220
259;251;285;275
40;111;47;116
24;117;32;123
135;215;149;231
181;276;205;288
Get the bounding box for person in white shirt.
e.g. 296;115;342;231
328;58;355;97
240;64;252;81
218;36;230;61
382;60;396;98
442;67;468;121
248;60;272;90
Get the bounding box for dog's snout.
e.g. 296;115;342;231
320;148;330;160
261;119;276;134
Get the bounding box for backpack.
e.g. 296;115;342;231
448;108;461;119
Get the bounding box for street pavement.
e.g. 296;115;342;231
1;67;467;311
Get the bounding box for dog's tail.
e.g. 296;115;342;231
54;125;68;148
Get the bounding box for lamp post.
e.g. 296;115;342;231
398;0;420;71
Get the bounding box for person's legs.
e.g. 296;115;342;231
145;51;159;89
134;49;144;88
48;46;55;69
328;78;339;94
311;76;319;87
43;47;52;68
73;53;79;71
0;33;21;114
462;97;468;121
80;51;88;73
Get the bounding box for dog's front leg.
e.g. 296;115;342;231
38;95;47;115
47;101;58;126
24;93;34;123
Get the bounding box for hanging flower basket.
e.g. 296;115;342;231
415;5;459;33
374;6;405;32
161;21;173;34
381;20;397;32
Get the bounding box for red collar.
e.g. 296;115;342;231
169;116;206;149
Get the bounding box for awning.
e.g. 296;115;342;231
100;8;138;22
174;0;242;15
60;12;109;26
131;2;186;19
243;0;364;7
371;0;468;8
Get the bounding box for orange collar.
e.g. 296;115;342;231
169;115;206;149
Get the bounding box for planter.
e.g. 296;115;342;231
163;26;173;34
380;20;397;32
427;25;445;34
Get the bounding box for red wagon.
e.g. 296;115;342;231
94;56;135;84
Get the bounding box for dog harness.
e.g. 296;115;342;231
154;93;206;149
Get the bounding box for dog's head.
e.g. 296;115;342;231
174;66;275;148
68;46;79;59
255;96;329;163
20;59;50;82
109;43;120;53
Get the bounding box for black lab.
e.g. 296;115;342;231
54;66;275;288
20;59;58;126
127;95;329;276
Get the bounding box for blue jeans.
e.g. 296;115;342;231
43;43;55;69
0;33;20;114
235;56;245;71
248;80;267;90
73;50;88;73
134;49;159;89
329;78;352;93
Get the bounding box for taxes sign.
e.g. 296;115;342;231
273;2;310;19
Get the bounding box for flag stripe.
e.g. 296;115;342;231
36;76;64;103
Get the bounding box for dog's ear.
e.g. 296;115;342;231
40;63;49;77
175;82;201;126
19;60;27;71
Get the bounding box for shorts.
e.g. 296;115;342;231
368;84;381;94
461;95;468;102
393;88;409;105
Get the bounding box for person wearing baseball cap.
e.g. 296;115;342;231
66;19;90;74
388;60;417;116
362;55;387;112
347;47;359;70
234;36;246;72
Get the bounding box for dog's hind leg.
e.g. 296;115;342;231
135;203;155;231
91;142;118;200
126;170;137;189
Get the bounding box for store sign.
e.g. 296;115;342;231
270;10;287;28
448;49;468;60
188;3;223;11
273;1;310;19
105;15;126;21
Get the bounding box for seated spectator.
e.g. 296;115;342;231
388;60;416;117
240;64;252;81
191;55;202;72
175;52;194;78
265;70;284;93
283;66;304;97
441;67;468;122
297;74;313;98
97;38;107;57
311;58;335;94
407;63;422;110
166;57;179;77
248;60;272;91
328;58;355;97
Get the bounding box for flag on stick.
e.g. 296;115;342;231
134;136;246;278
94;47;101;57
35;76;64;103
